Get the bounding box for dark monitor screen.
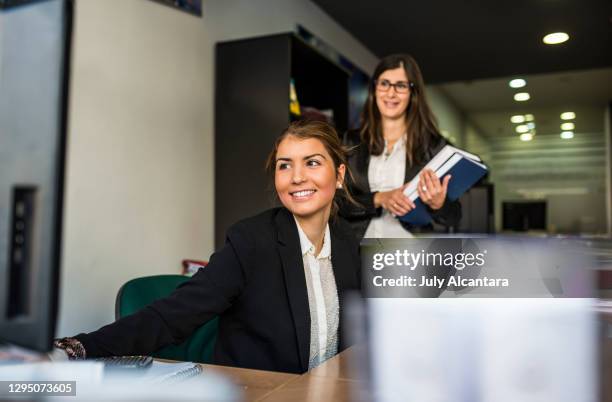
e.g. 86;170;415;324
502;201;547;232
0;0;71;352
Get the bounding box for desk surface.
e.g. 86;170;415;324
203;346;368;402
201;307;612;402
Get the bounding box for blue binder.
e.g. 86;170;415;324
399;154;487;226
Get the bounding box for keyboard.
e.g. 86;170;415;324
95;355;153;370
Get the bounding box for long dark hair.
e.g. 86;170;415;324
361;54;442;165
265;120;357;217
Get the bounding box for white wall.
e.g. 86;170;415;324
426;86;464;146
58;0;377;336
464;122;491;161
427;86;491;159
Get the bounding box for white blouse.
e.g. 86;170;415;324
364;136;414;239
294;219;339;369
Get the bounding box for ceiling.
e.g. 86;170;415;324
436;67;612;138
311;1;611;141
312;0;612;83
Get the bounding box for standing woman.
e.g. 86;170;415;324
53;120;361;374
340;54;461;239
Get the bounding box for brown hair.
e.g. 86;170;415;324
265;119;357;216
361;54;442;165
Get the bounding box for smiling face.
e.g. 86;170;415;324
375;66;411;121
274;135;345;222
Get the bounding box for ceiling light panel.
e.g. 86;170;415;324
561;122;575;131
560;112;576;120
543;32;569;45
514;92;530;101
516;125;529;133
509;79;526;88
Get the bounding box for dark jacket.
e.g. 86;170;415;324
75;208;361;374
340;129;461;238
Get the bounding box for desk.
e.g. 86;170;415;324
201;305;612;402
203;346;369;402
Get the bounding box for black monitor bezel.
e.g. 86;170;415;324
0;0;72;352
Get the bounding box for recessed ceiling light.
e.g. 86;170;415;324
509;79;526;88
561;122;575;131
560;131;574;139
510;115;526;124
543;32;569;45
514;92;530;102
520;133;533;141
524;114;534;121
560;112;576;120
516;124;529;133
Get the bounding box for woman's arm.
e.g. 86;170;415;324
430;197;462;228
337;189;381;219
338;131;380;220
62;223;254;358
417;171;462;228
417;140;462;229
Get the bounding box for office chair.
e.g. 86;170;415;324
115;274;218;363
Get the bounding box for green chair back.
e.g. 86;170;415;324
115;274;218;363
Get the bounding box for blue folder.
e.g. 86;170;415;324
399;156;487;226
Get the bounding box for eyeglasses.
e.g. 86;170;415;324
375;79;411;94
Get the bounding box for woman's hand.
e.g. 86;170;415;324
374;184;415;216
417;169;451;210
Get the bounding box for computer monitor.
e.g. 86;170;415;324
502;201;547;231
0;0;72;352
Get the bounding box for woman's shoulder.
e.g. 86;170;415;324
228;208;285;237
342;128;362;147
427;133;449;154
342;129;370;163
330;215;359;243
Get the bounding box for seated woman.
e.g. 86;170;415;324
54;120;361;374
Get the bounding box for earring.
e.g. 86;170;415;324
337;183;343;189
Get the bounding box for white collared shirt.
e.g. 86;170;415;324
294;218;339;369
364;136;414;238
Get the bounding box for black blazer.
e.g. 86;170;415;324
340;129;461;238
75;208;361;374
